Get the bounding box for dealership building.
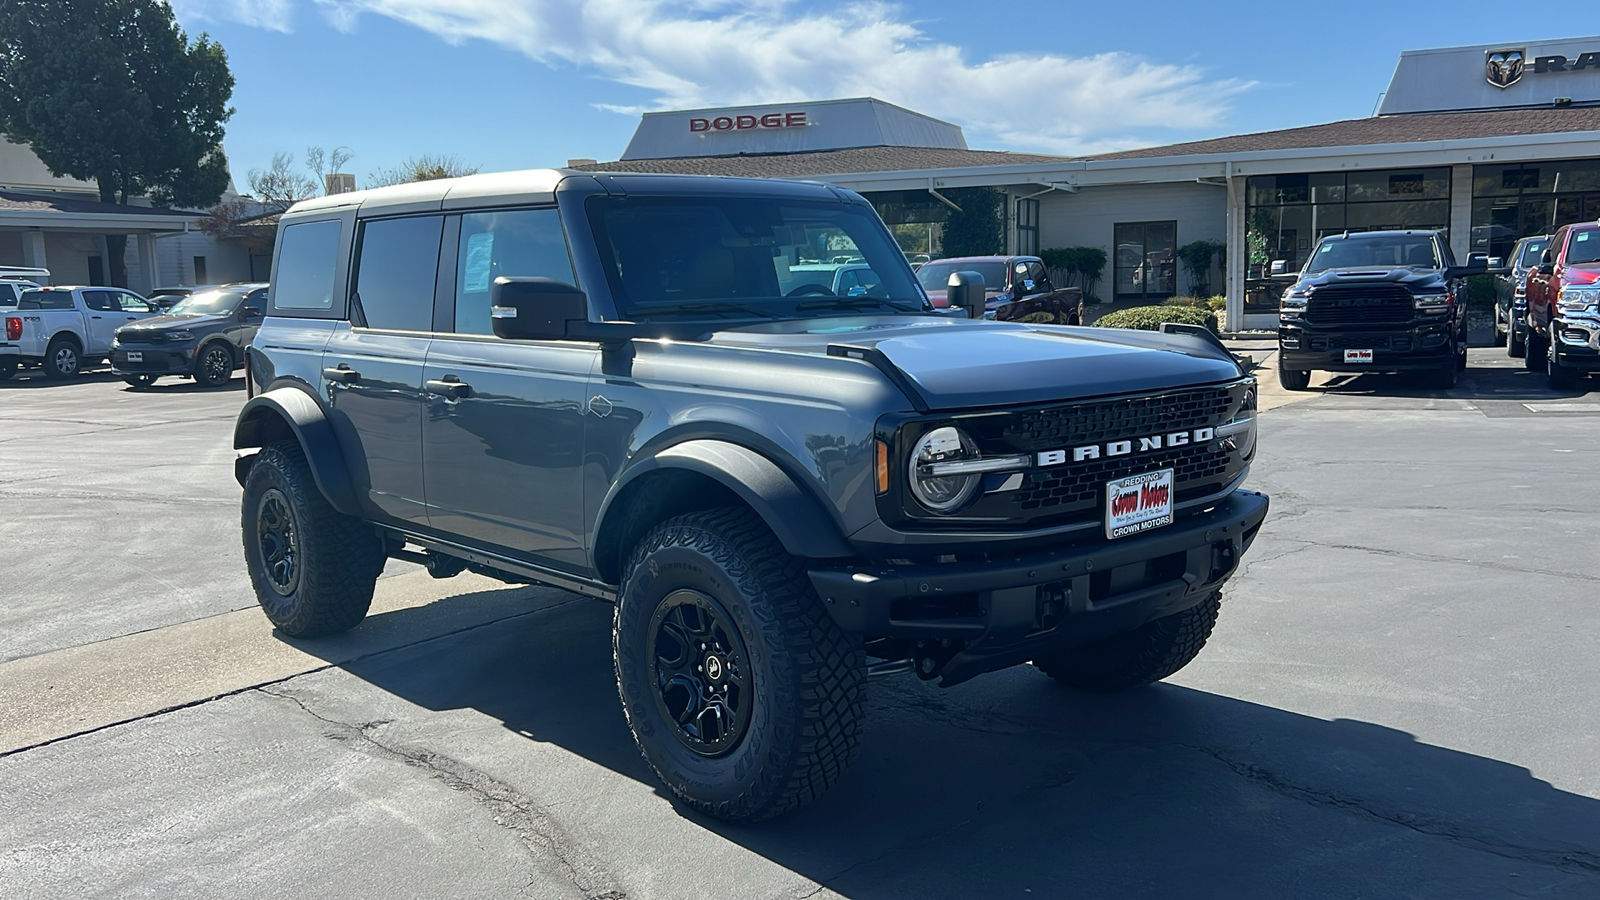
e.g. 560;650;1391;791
584;36;1600;331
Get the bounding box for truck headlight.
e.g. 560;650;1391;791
1215;382;1257;459
1557;286;1600;315
908;426;1027;514
1413;288;1450;314
165;330;195;341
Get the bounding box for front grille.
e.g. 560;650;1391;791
1308;334;1413;352
944;382;1249;529
1305;285;1414;327
117;332;166;344
996;386;1233;451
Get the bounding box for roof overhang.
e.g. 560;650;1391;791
0;209;200;232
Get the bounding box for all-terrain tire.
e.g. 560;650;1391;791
1034;591;1221;692
1278;360;1311;391
241;441;385;637
43;337;80;379
614;507;864;822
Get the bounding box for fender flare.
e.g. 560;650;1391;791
597;439;856;566
233;386;361;515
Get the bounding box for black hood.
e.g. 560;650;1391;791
120;312;231;333
710;316;1244;411
1293;266;1446;293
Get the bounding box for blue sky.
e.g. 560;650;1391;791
171;0;1583;193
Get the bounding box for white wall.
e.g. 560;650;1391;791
153;231;254;286
1037;181;1229;297
0;139;100;194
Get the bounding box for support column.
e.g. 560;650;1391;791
20;230;47;271
1448;164;1473;262
1225;173;1247;333
135;233;160;295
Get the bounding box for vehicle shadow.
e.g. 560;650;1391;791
0;369;123;389
290;595;1600;898
1308;364;1592;402
124;376;244;394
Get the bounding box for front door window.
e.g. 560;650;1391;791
1114;222;1176;299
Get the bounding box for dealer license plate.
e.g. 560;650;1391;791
1344;349;1374;363
1106;468;1174;540
125;351;143;363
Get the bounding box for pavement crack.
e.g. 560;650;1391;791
259;686;626;900
1185;743;1600;876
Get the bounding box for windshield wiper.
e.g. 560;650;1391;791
794;297;927;314
641;301;783;320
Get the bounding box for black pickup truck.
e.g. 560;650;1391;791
1277;230;1487;390
234;169;1268;821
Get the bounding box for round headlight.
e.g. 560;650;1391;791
909;426;981;514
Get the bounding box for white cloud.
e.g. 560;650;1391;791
172;0;296;33
194;0;1251;154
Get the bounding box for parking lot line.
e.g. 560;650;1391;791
0;571;580;756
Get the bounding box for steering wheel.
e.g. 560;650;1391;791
786;284;836;297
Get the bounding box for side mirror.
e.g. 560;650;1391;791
1486;257;1503;269
947;271;986;319
240;304;263;320
1269;260;1289;276
491;276;588;341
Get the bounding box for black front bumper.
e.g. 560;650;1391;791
110;346;195;375
1278;322;1453;373
1551;318;1600;373
809;489;1268;685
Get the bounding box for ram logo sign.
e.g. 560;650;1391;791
1486;49;1526;88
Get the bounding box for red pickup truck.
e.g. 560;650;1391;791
1525;222;1600;389
915;255;1085;325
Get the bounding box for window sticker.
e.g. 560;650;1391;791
463;232;495;292
1577;232;1591;243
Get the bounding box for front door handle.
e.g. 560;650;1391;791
426;377;471;400
322;365;360;384
91;315;103;319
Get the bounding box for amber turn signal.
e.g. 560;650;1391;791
875;439;890;494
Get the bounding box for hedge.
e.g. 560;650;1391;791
1092;304;1220;335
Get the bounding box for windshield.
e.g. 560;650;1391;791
168;289;245;316
1568;229;1600;265
916;261;1008;293
1305;235;1441;273
586;195;927;321
1517;239;1550;268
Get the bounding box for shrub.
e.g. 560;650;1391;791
1162;295;1210;308
1093;304;1220;336
1465;274;1497;311
1206;295;1228;311
1016;311;1058;324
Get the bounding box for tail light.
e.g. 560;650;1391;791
5;316;20;341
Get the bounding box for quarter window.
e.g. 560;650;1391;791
453;208;574;335
353;215;445;332
273;220;343;311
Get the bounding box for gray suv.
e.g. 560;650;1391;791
235;170;1268;821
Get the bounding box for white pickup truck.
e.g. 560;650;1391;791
1;286;160;380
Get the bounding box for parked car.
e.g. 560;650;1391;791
0;279;40;308
234;169;1267;823
1495;235;1550;358
785;263;884;297
915;256;1085;324
1524;222;1600;389
1;286;159;380
0;265;51;285
110;283;268;389
1277;230;1486;390
145;286;199;312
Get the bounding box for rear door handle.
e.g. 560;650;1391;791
91;315;103;319
322;365;360;384
426;377;471;399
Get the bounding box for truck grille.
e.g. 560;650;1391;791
1305;285;1414;327
948;382;1250;529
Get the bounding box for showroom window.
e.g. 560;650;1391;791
1244;168;1450;313
1113;221;1176;299
1470;159;1600;263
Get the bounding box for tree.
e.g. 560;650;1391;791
938;187;1004;258
247;151;317;212
367;154;479;188
1176;239;1226;297
0;0;235;286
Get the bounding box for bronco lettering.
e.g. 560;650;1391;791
1041;427;1216;468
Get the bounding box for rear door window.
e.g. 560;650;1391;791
352;215;445;332
273;220;343;312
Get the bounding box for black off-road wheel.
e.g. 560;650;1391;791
1278;359;1311;391
43;338;80;379
122;374;158;390
614;507;864;822
241;441;385;637
1034;591;1221;692
195;343;234;388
